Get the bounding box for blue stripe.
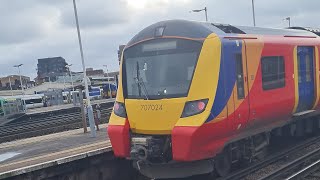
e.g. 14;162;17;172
206;38;242;122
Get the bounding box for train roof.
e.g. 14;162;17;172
289;27;320;36
127;20;318;47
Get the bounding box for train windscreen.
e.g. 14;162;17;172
123;38;202;99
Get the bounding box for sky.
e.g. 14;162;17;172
0;0;319;79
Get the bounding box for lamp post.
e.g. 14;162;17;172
284;17;291;27
67;64;75;91
251;0;256;27
13;64;24;95
8;76;13;96
72;0;96;137
63;74;66;91
103;65;112;98
191;7;208;22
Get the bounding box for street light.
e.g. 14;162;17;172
191;7;208;22
13;64;24;95
103;65;112;99
251;0;256;27
72;0;96;137
66;64;75;91
8;76;13;96
284;17;291;27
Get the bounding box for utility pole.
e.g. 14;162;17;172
72;0;95;137
67;64;75;91
103;65;112;98
191;7;208;22
252;0;256;26
9;76;13;96
285;17;291;27
13;64;24;95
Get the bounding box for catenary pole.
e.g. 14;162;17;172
72;0;96;137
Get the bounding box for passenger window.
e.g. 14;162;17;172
261;56;285;90
305;54;311;82
236;54;245;99
297;55;302;83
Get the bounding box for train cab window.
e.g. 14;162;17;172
261;56;285;90
235;54;245;99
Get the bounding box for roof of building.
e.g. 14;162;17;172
38;56;66;61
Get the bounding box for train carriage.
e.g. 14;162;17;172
108;20;320;178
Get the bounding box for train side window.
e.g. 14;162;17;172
235;54;245;99
305;54;312;82
261;56;285;90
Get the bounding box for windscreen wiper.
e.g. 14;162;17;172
135;62;149;100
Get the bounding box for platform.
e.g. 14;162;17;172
26;98;115;115
0;124;112;179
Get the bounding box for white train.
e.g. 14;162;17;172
1;94;45;110
20;94;44;109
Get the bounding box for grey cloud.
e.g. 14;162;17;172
0;2;57;44
60;0;129;29
0;0;319;79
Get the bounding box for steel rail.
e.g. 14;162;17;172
258;147;320;180
220;135;320;180
286;159;320;179
0;106;112;143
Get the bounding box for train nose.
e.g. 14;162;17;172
125;98;186;134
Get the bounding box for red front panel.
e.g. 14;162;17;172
107;120;130;157
172;119;230;161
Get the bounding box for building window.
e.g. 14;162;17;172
261;56;285;90
235;54;245;99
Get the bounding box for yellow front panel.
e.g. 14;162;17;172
126;98;186;134
109;50;126;126
116;52;125;103
109;112;127;126
176;34;221;126
119;33;221;133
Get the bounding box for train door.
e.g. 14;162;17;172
296;46;315;112
232;40;250;132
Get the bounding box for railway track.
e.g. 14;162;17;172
218;135;320;180
259;146;320;180
0;103;113;143
287;159;320;180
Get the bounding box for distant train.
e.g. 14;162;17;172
108;20;320;178
102;83;117;98
3;94;44;110
0;94;44;118
0;97;24;117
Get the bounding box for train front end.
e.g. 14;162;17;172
108;20;222;178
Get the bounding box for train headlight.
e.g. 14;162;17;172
114;101;127;118
181;99;208;118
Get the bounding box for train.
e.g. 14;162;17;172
2;94;45;110
0;97;24;117
107;20;320;178
102;83;117;98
